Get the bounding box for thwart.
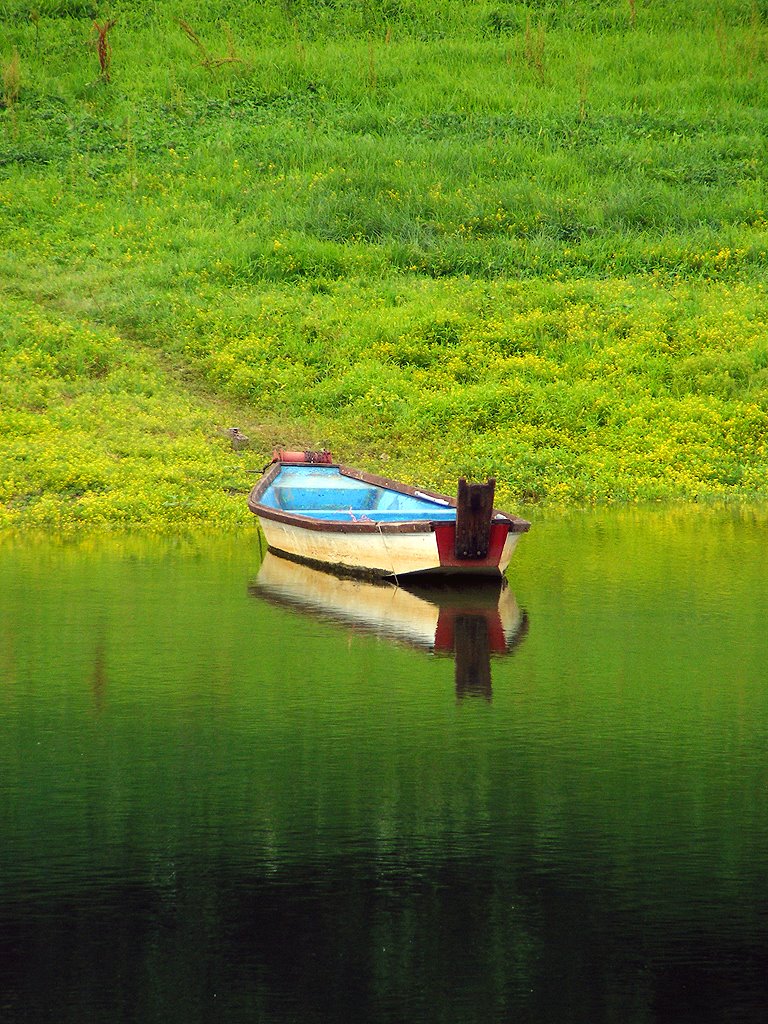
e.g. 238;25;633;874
248;450;530;580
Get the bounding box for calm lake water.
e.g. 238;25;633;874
1;508;767;1024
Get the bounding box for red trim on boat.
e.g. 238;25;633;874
434;521;510;570
271;448;333;465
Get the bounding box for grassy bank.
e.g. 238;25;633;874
1;0;767;528
0;290;263;529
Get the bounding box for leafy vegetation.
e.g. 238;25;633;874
1;0;767;528
0;292;258;529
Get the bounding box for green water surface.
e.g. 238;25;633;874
1;508;766;1023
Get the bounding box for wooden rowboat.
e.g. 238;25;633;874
248;450;530;580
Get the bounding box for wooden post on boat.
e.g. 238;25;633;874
455;478;496;560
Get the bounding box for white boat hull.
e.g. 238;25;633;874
256;514;521;579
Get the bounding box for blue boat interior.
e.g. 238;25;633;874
259;466;457;523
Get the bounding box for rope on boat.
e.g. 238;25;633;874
377;522;399;587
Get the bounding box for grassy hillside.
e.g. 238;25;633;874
1;0;767;527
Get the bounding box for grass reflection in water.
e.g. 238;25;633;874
0;509;766;1023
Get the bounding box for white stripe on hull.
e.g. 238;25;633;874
257;518;521;578
257;517;443;576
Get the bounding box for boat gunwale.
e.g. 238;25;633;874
247;462;531;535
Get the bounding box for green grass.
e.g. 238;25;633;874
1;0;767;527
0;291;264;529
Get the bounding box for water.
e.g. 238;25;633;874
1;508;766;1023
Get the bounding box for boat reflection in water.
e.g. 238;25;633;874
250;553;529;700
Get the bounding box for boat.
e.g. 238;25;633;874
249;552;529;699
247;449;530;580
